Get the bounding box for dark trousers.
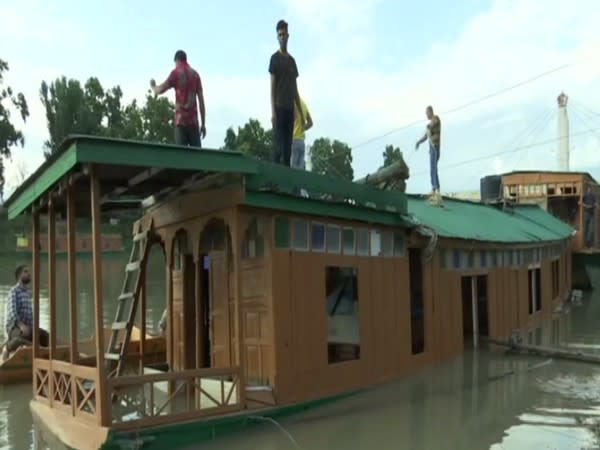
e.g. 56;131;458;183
584;212;595;248
175;125;201;148
4;327;49;353
273;107;294;166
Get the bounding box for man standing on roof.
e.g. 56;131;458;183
415;106;442;204
291;95;313;170
150;50;206;148
269;19;306;166
2;265;49;360
582;185;597;249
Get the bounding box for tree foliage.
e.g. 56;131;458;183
310;137;354;181
222;118;273;161
0;59;29;200
40;76;174;158
382;144;403;168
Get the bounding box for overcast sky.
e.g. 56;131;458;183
1;0;600;197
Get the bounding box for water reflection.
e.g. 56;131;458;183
0;249;599;450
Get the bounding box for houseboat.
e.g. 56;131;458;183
481;170;599;288
4;135;573;450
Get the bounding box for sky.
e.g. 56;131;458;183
1;0;600;198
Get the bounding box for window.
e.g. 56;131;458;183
528;267;541;314
173;232;188;270
551;259;560;299
370;230;382;256
381;231;394;257
393;232;405;257
274;217;289;249
292;219;308;251
326;266;360;364
242;218;265;260
326;225;341;253
357;229;369;256
342;228;355;255
409;248;425;354
311;223;325;252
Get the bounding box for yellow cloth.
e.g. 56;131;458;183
293;98;310;140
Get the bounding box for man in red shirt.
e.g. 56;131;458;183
150;50;206;147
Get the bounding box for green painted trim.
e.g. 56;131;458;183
76;140;258;175
245;191;409;227
246;164;408;214
101;390;358;450
8;144;78;219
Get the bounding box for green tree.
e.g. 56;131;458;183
382;144;403;167
310;137;354;181
223;118;272;161
40;77;175;157
0;59;29;200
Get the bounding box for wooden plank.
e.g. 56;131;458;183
109;366;240;387
89;165;107;426
48;200;57;361
67;185;78;366
234;208;247;409
32;211;41;398
140;278;146;375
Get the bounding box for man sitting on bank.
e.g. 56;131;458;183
2;265;49;360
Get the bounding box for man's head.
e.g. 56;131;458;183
174;50;187;64
276;20;289;50
426;106;434;120
15;265;30;285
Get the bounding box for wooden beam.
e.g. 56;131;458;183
139;274;146;376
48;200;57;361
67;184;78;365
32;210;40;398
234;208;246;409
89;165;108;426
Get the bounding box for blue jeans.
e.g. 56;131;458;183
584;212;595;247
175;125;201;148
429;143;440;191
291;139;305;169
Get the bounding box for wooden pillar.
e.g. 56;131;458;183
234;209;246;408
32;210;40;398
139;280;146;376
48;200;57;360
194;256;201;409
89;165;108;426
471;276;478;348
67;185;78;364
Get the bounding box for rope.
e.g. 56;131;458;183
248;415;303;449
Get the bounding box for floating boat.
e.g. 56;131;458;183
0;326;166;385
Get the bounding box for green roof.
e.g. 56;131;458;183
406;195;574;244
4;135;408;224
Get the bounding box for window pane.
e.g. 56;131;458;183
274;217;289;249
293;219;308;251
326;266;360;364
381;231;393;257
393;232;404;257
311;223;325;252
370;230;381;256
326;225;341;253
343;228;355;255
357;229;369;256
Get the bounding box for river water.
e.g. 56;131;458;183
0;252;599;450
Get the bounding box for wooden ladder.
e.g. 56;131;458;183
105;224;152;377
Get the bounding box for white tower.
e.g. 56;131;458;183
557;92;570;171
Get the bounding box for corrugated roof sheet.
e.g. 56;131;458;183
406;195;573;243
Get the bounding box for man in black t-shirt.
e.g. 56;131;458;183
269;19;305;166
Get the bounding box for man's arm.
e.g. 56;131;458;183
150;72;174;96
294;89;305;126
415;133;427;149
270;74;277;128
304;106;313;131
5;289;17;333
197;77;206;138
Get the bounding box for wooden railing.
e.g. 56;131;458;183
108;367;242;430
33;358;100;424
